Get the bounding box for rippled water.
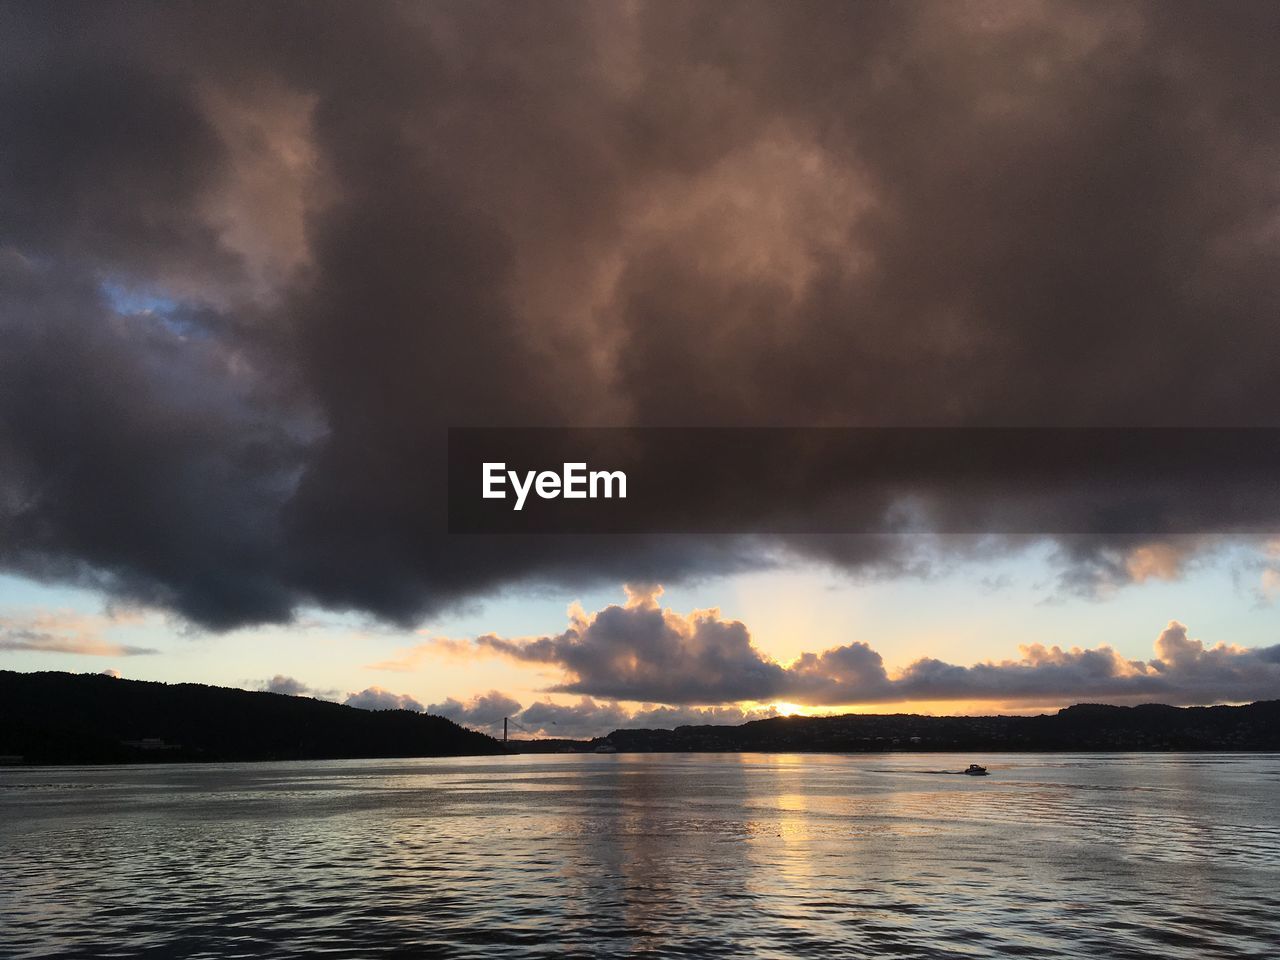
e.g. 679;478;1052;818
2;753;1278;958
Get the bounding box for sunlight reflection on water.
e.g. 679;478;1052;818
2;753;1278;958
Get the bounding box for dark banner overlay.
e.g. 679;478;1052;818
447;428;1280;535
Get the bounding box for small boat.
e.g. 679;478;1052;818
962;763;988;776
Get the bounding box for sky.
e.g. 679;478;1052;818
2;1;1280;737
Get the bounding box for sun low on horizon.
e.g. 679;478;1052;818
6;548;1277;740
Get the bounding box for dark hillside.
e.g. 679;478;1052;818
0;670;502;764
592;700;1280;753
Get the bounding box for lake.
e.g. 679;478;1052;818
2;753;1278;958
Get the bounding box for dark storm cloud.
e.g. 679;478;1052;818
466;587;1280;707
0;252;307;627
2;2;1280;627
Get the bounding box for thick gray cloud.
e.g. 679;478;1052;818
2;2;1279;627
514;699;780;739
513;698;632;739
264;674;310;696
417;679;783;737
425;690;522;730
626;703;781;729
419;692;782;738
260;674;342;700
470;587;1280;707
344;687;425;712
477;584;789;703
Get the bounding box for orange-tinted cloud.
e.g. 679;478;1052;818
457;587;1280;708
0;611;157;656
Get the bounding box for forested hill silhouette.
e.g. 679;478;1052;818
6;671;1278;765
587;701;1280;753
0;671;502;764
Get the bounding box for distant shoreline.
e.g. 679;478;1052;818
4;670;1278;766
4;747;1280;772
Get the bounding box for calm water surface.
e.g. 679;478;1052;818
2;753;1278;958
